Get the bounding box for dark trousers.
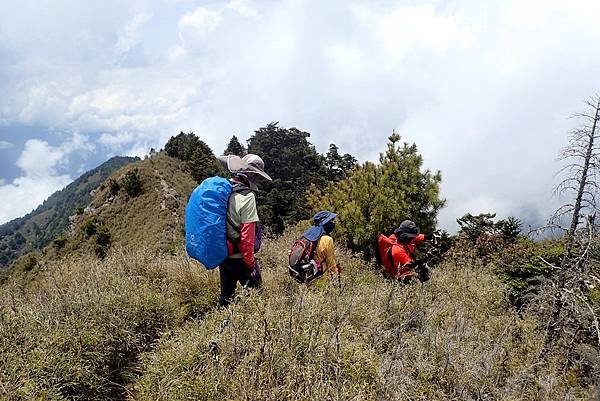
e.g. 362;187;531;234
219;257;262;307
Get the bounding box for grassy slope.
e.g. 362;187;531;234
0;229;592;400
0;156;139;267
3;153;198;280
73;153;197;252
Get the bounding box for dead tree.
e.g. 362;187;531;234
543;96;600;354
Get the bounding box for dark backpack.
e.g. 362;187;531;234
288;236;323;284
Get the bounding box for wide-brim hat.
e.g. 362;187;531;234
303;210;337;241
313;210;337;226
218;154;272;181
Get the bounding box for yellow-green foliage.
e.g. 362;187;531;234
493;238;563;289
309;133;444;258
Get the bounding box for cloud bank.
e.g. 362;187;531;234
1;0;600;228
0;134;94;223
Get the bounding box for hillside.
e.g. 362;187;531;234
0;156;139;267
0;138;598;400
0;230;596;400
53;153;198;259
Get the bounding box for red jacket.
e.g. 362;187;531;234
238;222;256;269
385;233;425;279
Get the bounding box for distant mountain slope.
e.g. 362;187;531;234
59;153;197;259
0;156;139;267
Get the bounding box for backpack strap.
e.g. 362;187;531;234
226;182;261;256
226;182;253;235
311;238;319;260
388;241;415;269
386;246;396;270
308;234;324;261
232;183;252;196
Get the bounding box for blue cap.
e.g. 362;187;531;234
302;210;337;241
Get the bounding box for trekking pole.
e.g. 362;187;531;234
336;263;342;290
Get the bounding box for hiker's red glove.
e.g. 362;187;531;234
239;222;257;269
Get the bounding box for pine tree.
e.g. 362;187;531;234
164;132;219;183
324;144;357;181
224;135;246;157
309;132;445;258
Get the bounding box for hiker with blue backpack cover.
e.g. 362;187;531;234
184;154;271;307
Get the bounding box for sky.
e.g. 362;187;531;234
1;0;600;231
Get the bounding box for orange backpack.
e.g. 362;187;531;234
377;234;414;280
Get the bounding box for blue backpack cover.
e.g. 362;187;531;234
185;176;232;269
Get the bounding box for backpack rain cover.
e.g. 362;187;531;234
185;177;232;269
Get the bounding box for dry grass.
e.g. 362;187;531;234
0;229;593;400
0;248;218;400
133;230;591;401
64;154;197;257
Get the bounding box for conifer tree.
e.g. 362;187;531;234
309;132;445;258
247;122;327;233
164;132;218;183
324;143;357;181
224;135;246;157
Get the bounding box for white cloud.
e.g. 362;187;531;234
178;6;222;48
16;139;66;178
226;0;258;18
0;175;72;223
115;12;153;55
0;140;13;149
17;81;73;126
0;134;94;224
2;0;600;230
376;4;473;62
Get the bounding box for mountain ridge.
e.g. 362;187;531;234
0;156;139;267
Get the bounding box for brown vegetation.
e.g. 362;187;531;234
1;229;594;400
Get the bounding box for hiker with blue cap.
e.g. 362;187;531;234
288;210;341;284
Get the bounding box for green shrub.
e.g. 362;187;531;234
15;254;38;272
52;236;67;251
108;178;120;196
122;168;143;198
498;240;563;310
94;225;112;258
82;219;97;237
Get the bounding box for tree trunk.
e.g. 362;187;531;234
542;98;600;355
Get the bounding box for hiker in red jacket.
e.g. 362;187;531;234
378;220;432;282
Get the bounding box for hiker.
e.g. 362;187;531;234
218;154;272;307
288;210;341;284
377;219;432;282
